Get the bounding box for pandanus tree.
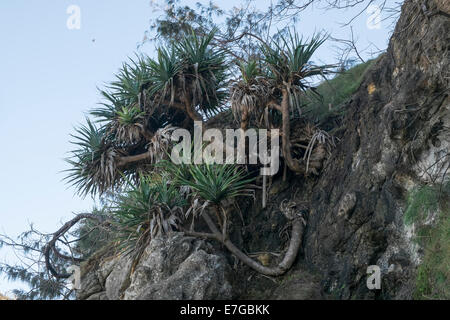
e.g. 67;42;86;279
65;29;227;196
231;31;335;175
230;60;272;130
262;32;327;174
62;28;333;278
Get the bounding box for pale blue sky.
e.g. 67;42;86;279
0;0;397;296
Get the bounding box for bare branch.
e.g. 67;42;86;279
43;214;107;279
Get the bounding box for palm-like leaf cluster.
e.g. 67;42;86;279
230;31;330;127
175;29;228;116
111;174;186;251
261;31;327;86
230;60;272;127
112;106;146;144
260;31;329;114
170;163;255;205
65;119;119;197
91;56;151;123
89;57;153;147
146;47;181;105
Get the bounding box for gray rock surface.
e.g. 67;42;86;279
124;233;232;300
77;233;232;300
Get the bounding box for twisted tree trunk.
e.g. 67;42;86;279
186;209;304;276
44;214;106;279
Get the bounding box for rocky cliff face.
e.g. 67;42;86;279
77;234;233;300
77;0;449;300
297;0;449;299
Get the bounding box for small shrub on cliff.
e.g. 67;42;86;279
404;185;440;226
405;181;450;299
414;206;450;299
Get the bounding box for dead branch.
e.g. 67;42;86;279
43;214;107;279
